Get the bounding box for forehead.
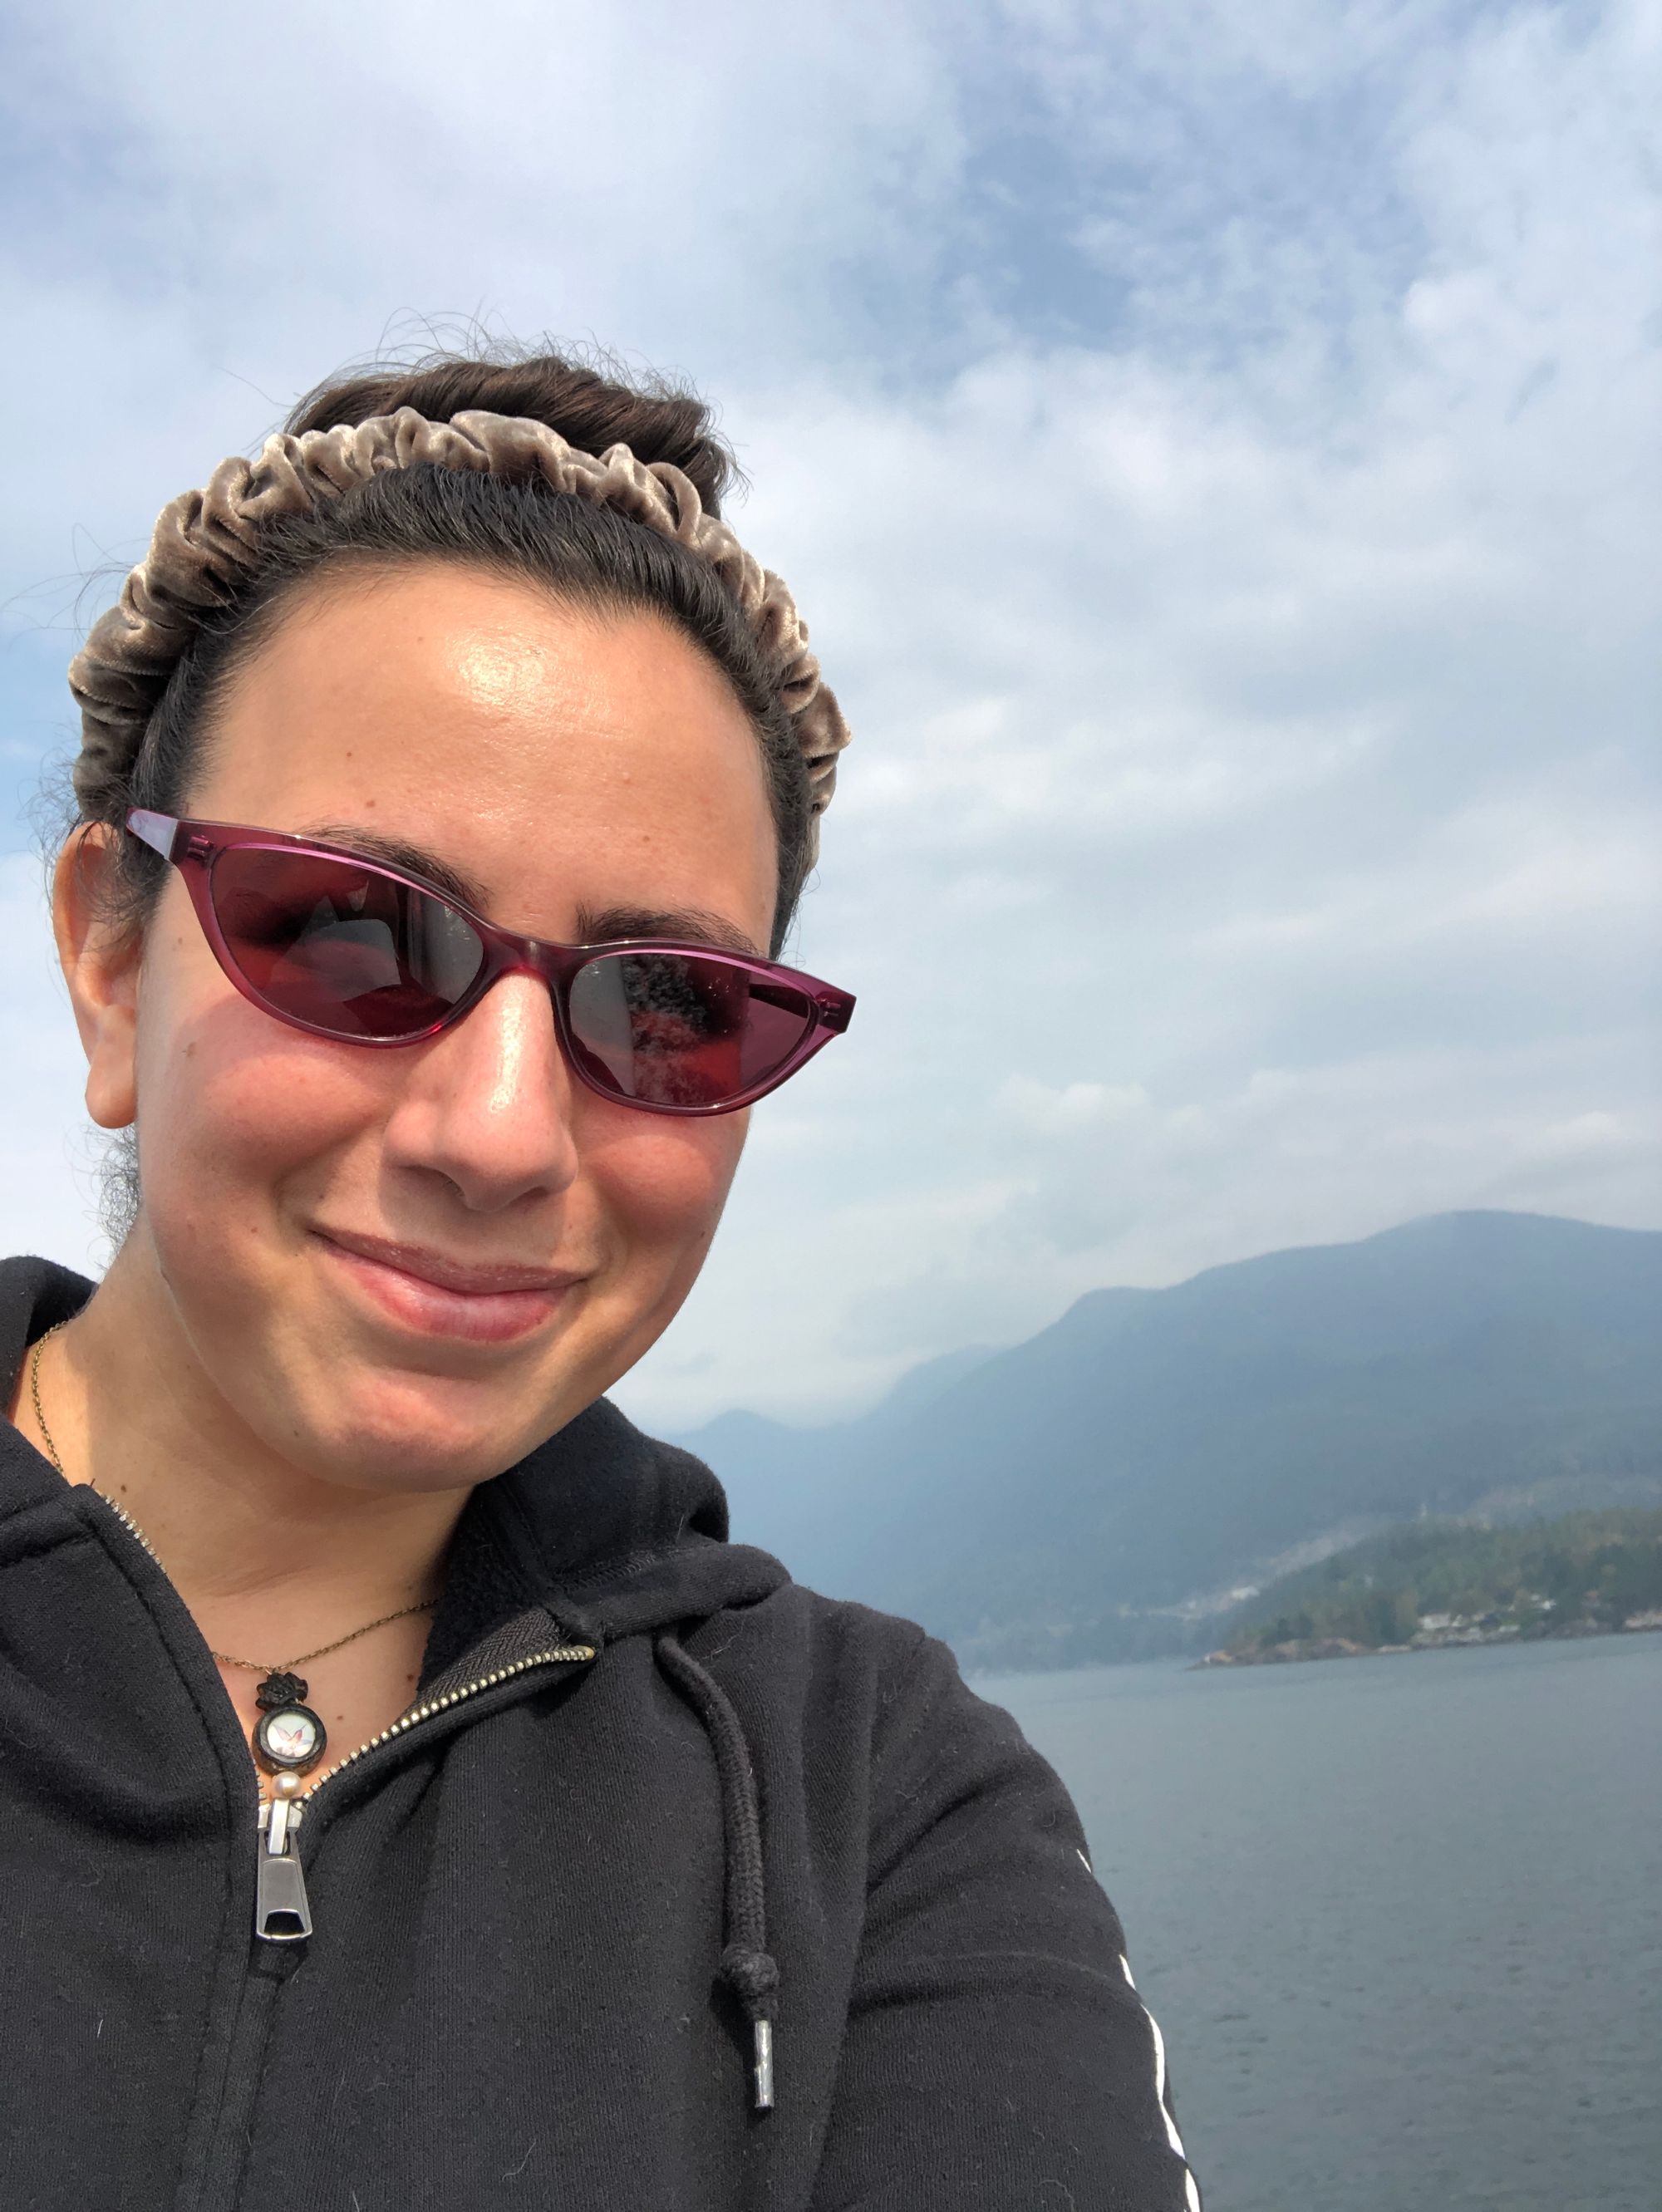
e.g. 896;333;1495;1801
187;563;778;948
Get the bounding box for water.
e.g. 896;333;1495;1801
986;1634;1662;2212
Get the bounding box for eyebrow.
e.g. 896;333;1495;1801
303;823;765;958
573;903;764;958
308;825;484;908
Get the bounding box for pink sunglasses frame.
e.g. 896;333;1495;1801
125;809;855;1118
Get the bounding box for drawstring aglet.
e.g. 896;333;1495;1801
750;2019;774;2111
656;1634;780;2120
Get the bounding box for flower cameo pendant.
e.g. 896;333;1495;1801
252;1670;327;1776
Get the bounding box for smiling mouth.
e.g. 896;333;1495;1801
313;1228;585;1344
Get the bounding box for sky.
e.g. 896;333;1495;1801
1;0;1657;1430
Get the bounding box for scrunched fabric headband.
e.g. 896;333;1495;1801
67;406;851;844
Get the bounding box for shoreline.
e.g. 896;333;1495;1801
1194;1617;1662;1669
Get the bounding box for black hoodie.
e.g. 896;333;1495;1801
0;1256;1200;2210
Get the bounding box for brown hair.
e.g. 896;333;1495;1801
76;340;814;956
288;351;735;513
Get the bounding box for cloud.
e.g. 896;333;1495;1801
2;0;1657;1430
996;1076;1153;1136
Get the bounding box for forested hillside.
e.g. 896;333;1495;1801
1212;1507;1662;1661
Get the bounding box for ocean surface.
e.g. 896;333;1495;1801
985;1633;1661;2212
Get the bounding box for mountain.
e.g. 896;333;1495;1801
676;1212;1662;1669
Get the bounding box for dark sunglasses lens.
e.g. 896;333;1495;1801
209;847;484;1040
568;952;814;1108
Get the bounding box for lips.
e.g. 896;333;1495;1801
314;1228;585;1344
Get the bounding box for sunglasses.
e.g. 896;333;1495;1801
125;810;854;1117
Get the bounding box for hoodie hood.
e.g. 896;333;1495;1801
427;1384;790;1682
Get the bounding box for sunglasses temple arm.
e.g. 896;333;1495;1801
125;809;181;861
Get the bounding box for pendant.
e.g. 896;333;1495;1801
253;1669;327;1776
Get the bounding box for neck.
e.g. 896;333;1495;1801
19;1245;470;1663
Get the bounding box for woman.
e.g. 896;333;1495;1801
2;345;1199;2210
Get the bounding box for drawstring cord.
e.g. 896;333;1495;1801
653;1630;779;2113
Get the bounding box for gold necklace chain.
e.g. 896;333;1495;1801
207;1606;436;1675
27;1323;66;1472
27;1320;436;1674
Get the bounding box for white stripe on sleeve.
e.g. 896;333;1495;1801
1119;1954;1202;2212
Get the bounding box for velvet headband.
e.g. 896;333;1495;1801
67;406;851;842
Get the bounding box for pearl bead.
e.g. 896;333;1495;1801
270;1770;304;1799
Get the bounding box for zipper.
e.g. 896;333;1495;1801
295;1644;595;1806
84;1489;596;2209
252;1643;595;1942
95;1487;165;1566
86;1489;595;1945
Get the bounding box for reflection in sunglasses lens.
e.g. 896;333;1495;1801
211;848;484;1038
569;952;814;1107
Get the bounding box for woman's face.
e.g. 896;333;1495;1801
69;565;779;1490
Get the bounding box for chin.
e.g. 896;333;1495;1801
297;1366;575;1494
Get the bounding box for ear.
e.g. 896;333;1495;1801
52;826;142;1131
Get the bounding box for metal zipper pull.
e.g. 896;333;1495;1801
255;1795;313;1943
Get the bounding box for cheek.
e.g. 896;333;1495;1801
135;986;381;1238
583;1114;748;1272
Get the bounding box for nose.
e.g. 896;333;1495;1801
381;971;581;1213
